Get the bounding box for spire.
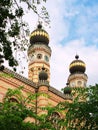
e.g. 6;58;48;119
75;54;79;60
30;23;49;45
37;21;42;29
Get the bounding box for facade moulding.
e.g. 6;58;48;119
29;61;50;67
2;67;37;88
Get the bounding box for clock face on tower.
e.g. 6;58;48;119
44;55;49;62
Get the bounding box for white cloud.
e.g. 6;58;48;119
45;0;98;89
50;38;98;90
6;0;98;91
28;0;98;90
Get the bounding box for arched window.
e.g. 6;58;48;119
8;98;19;110
49;112;61;129
9;98;18;103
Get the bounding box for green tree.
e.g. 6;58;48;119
0;0;49;70
2;85;98;130
0;86;38;130
59;84;98;130
0;86;59;130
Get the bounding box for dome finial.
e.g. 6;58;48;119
42;64;45;70
37;21;42;29
66;82;69;86
75;54;79;60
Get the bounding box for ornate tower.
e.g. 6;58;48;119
28;24;51;83
67;55;88;88
37;67;49;115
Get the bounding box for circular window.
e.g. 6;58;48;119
71;82;75;87
28;55;32;61
31;54;34;58
38;68;41;70
77;81;82;86
84;82;86;87
44;55;49;62
37;54;42;59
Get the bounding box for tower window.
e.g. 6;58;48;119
38;67;41;70
44;55;49;62
71;82;75;87
37;54;42;59
84;82;86;87
77;81;82;86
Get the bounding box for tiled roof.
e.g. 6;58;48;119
49;86;72;100
3;67;37;88
2;67;72;100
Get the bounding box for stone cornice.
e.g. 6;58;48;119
2;67;37;89
37;80;50;88
29;61;50;67
2;67;72;100
28;43;51;56
68;73;88;80
49;86;72;100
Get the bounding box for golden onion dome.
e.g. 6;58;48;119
30;24;49;45
69;55;86;74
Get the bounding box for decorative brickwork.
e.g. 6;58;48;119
0;67;73;121
68;73;88;88
28;44;51;83
0;24;88;128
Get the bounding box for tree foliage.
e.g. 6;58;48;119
0;86;60;130
1;84;98;129
0;86;37;130
58;84;98;130
0;0;49;70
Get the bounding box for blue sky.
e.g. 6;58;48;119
54;0;98;47
12;0;98;90
45;0;98;89
66;0;98;46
